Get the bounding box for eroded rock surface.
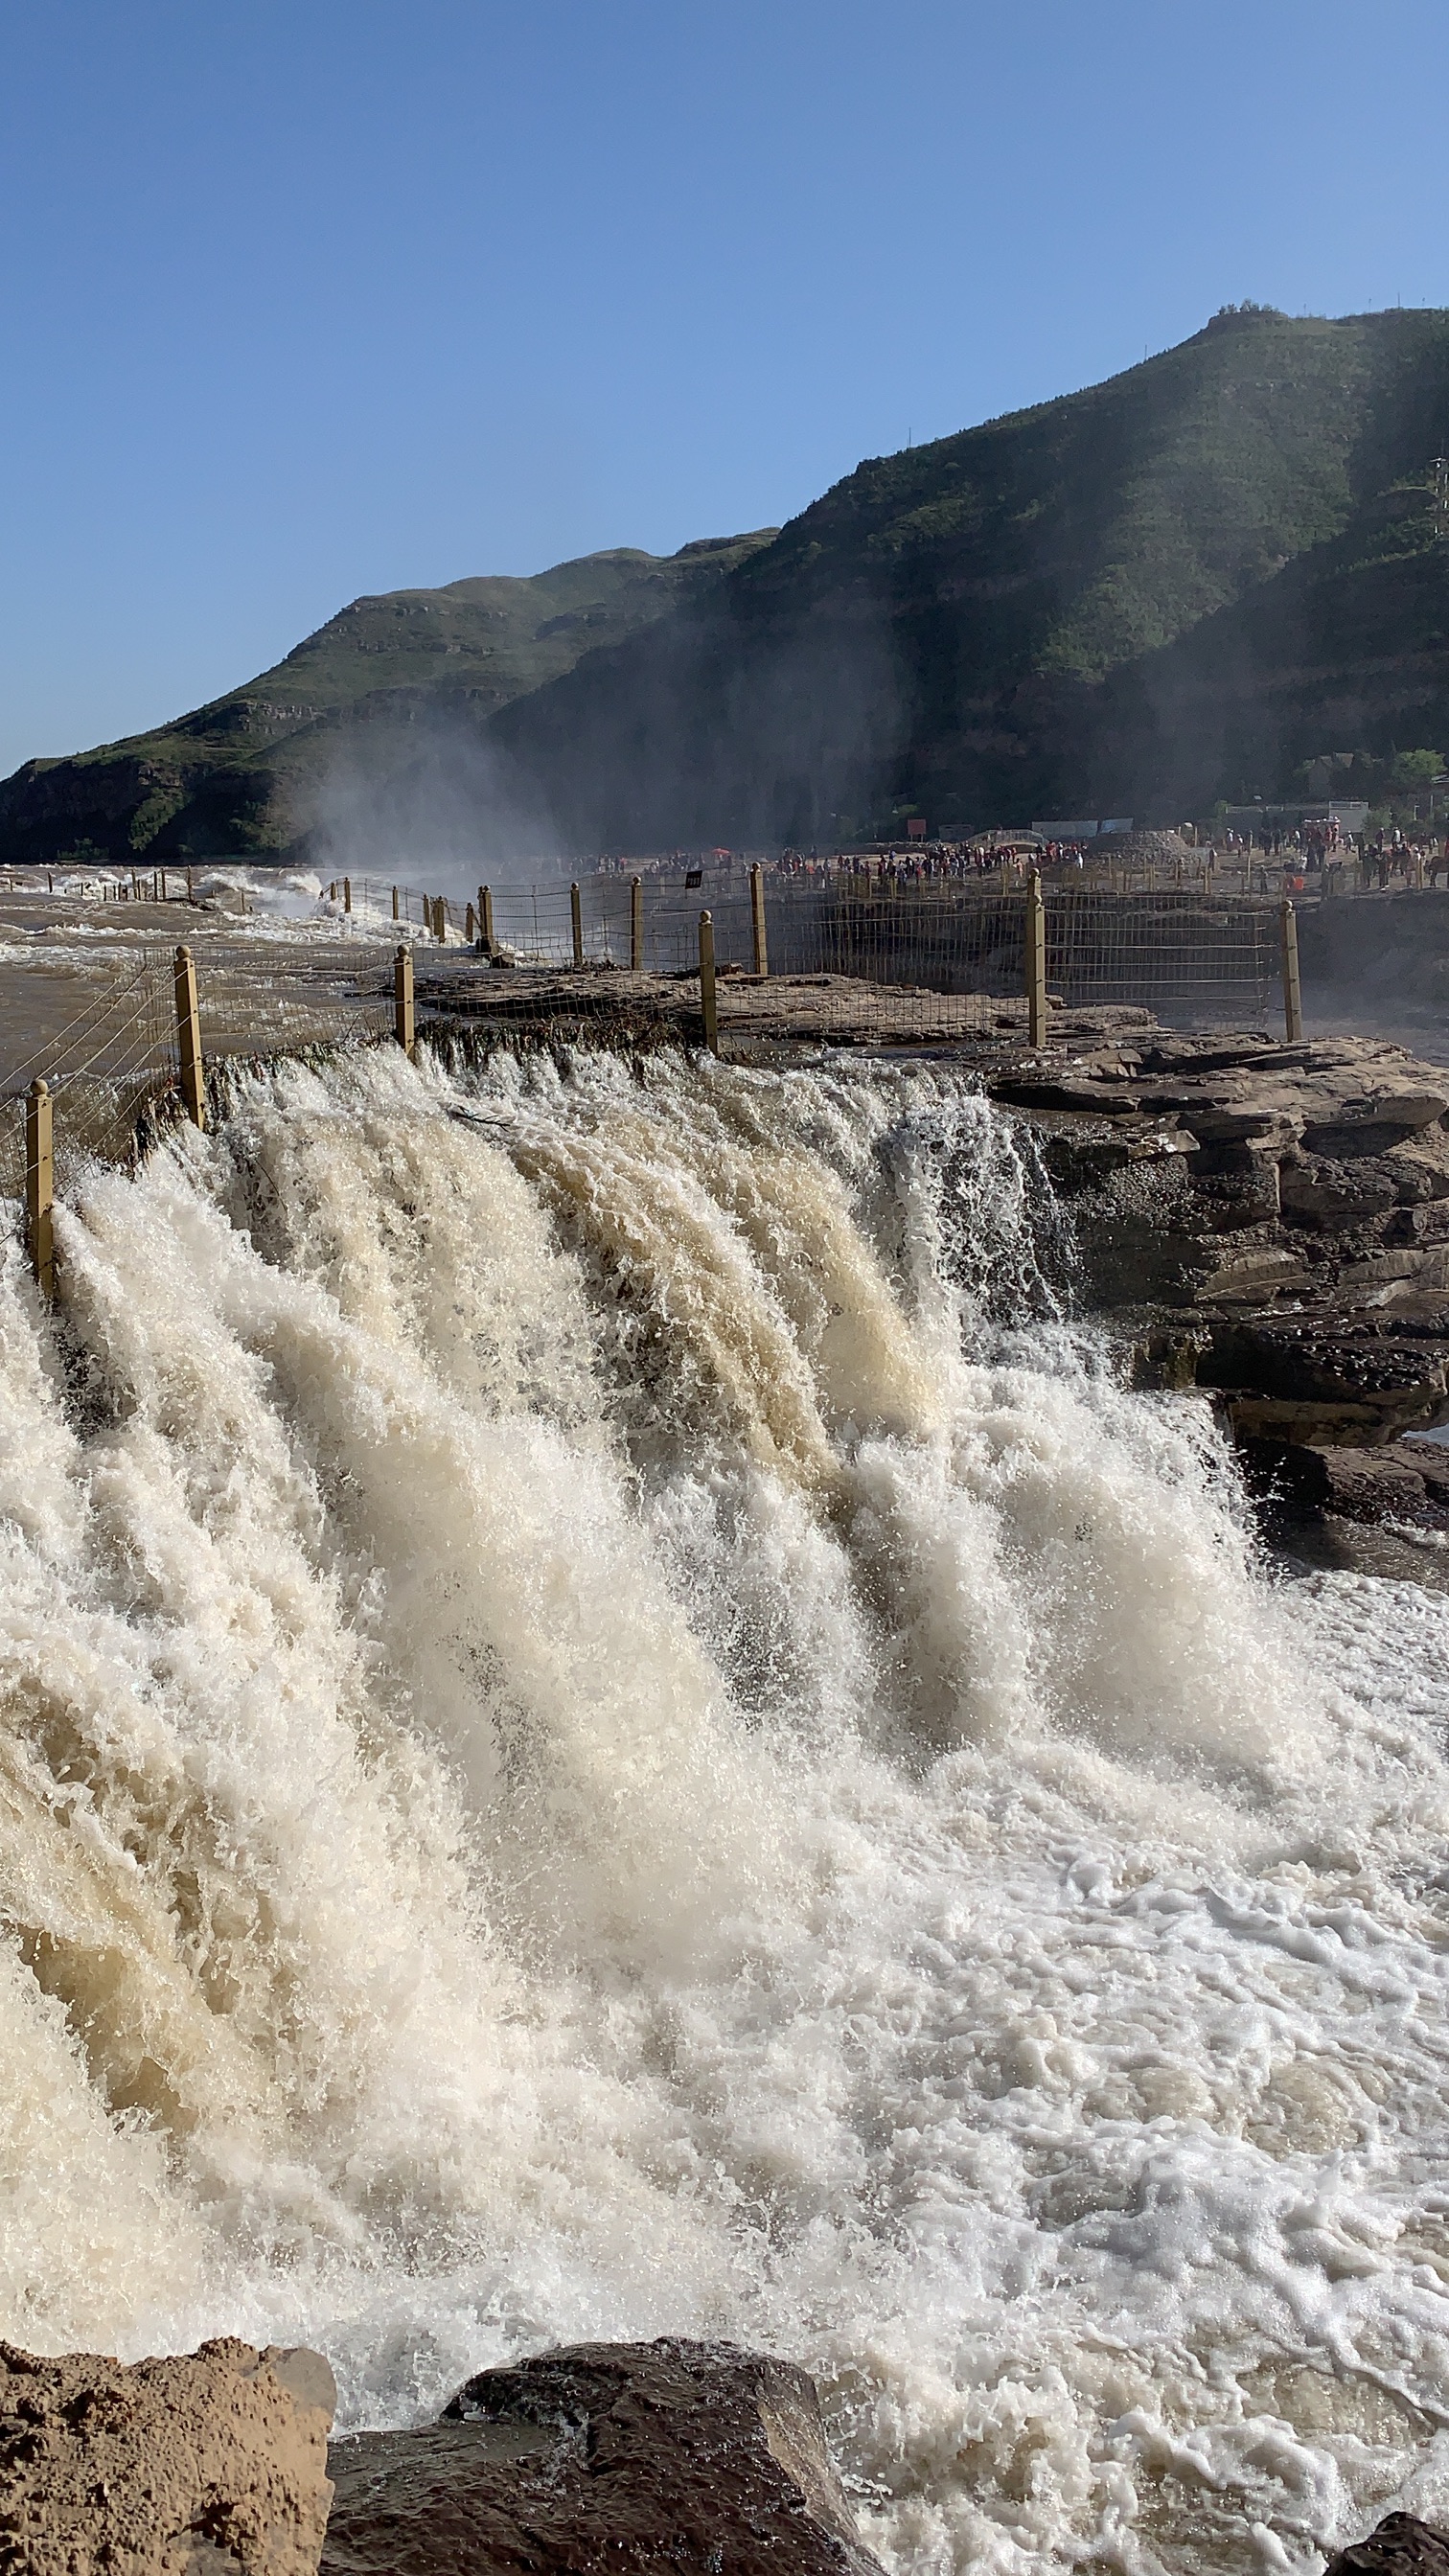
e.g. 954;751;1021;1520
0;2337;335;2576
1000;1032;1449;1449
322;2338;885;2576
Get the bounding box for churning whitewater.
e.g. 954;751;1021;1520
2;1046;1448;2576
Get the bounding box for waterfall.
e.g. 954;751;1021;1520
2;1045;1447;2575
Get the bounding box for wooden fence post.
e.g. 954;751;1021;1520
343;876;352;914
173;944;206;1129
433;895;446;944
749;862;769;977
1280;898;1302;1041
394;945;415;1057
26;1078;54;1298
570;881;584;967
480;885;494;955
631;874;643;972
1026;867;1047;1048
699;909;719;1054
466;901;476;942
392;885;400;921
186;865;194;904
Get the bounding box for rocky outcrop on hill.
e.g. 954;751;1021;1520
0;2338;335;2576
322;2339;885;2576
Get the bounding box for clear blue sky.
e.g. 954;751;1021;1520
3;0;1446;776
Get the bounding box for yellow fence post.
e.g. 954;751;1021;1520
392;884;400;921
26;1078;54;1298
1026;867;1047;1049
173;944;206;1129
1280;899;1302;1042
480;885;494;955
699;909;719;1054
749;862;769;977
570;881;584;967
394;945;415;1058
631;874;643;972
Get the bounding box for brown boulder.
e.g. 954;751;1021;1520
1323;2515;1449;2576
0;2337;335;2576
322;2338;886;2576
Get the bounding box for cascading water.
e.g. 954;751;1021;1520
2;1045;1447;2575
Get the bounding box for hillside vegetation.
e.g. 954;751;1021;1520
0;536;774;862
7;306;1449;860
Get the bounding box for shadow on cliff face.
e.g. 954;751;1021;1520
488;585;910;850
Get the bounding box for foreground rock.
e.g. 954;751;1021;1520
0;2338;335;2576
1324;2515;1449;2576
322;2338;885;2576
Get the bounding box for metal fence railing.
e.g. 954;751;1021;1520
0;951;178;1199
0;938;394;1202
0;873;1288;1258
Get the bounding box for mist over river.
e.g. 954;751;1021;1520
2;1046;1448;2576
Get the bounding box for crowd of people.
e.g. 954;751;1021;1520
600;825;1449;895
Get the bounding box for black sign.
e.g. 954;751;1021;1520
684;867;702;888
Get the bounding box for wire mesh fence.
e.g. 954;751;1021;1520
0;951;178;1198
0;872;1286;1217
600;877;1281;1037
0;938;395;1202
188;941;395;1059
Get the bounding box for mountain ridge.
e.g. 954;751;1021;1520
7;307;1449;862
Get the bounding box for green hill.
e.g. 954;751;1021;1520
8;306;1449;862
488;306;1449;844
0;535;776;863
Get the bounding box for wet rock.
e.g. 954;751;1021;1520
1280;1159;1401;1229
0;2337;335;2576
322;2339;885;2576
1323;2514;1449;2576
1189;1153;1283;1230
1195;1321;1449;1445
990;1074;1143;1116
1178;1103;1300;1149
1192;1244;1313;1298
1240;1438;1449;1525
1385;1124;1449;1201
1300;1091;1449;1159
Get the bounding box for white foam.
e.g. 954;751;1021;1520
1;1046;1447;2576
